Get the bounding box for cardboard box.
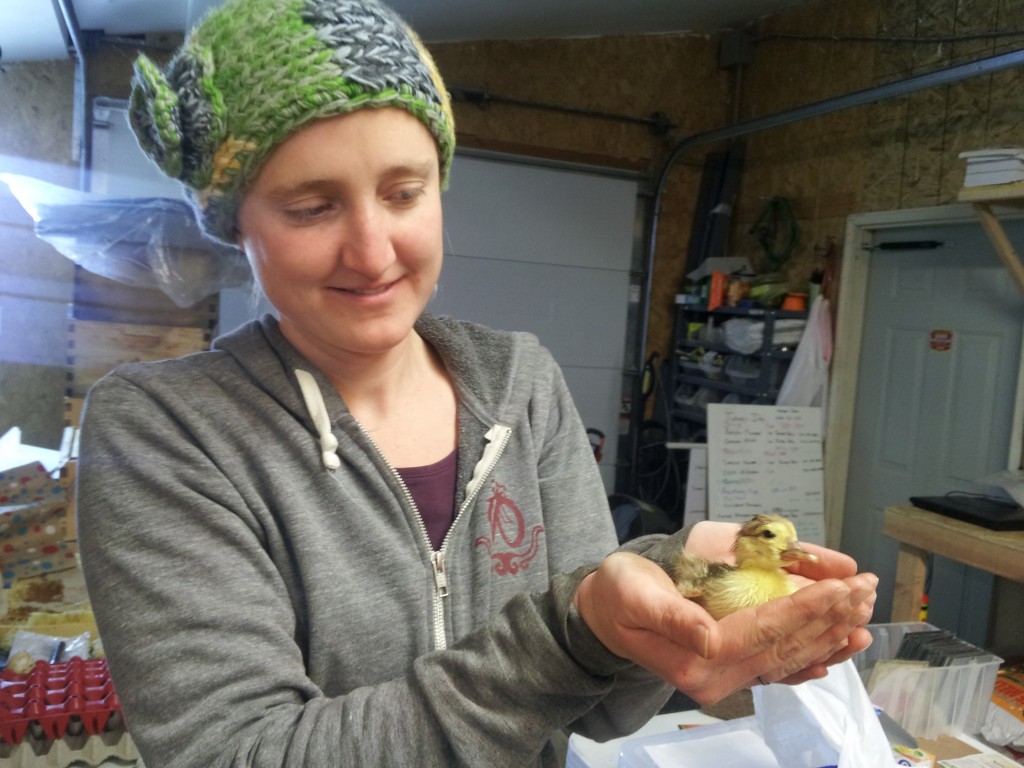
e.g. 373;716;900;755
0;461;63;507
0;498;78;586
0;457;77;588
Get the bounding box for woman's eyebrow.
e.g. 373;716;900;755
262;178;338;201
262;161;437;201
388;160;437;178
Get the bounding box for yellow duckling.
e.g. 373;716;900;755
673;513;819;620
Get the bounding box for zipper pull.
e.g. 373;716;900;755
432;551;449;597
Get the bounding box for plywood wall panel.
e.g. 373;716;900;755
861;97;909;212
915;0;957;42
898;87;948;208
433;34;725;171
952;0;1000;60
941;80;994;197
984;65;1024;148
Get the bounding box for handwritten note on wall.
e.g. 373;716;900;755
707;404;825;545
683;447;708;529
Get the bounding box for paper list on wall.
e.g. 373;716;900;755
682;446;708;529
707;404;825;545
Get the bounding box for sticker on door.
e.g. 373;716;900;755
929;329;953;351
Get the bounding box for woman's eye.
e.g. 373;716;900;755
284;203;333;222
389;187;425;205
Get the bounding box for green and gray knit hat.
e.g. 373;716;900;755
129;0;455;245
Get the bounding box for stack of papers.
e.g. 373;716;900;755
959;148;1024;188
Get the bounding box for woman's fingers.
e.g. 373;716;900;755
682;520;741;564
574;553;719;662
734;573;878;683
784;541;858;580
574;551;879;706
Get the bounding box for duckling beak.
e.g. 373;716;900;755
780;540;819;563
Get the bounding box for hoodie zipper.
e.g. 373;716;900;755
431;424;512;650
359;422;512;652
295;372;513;651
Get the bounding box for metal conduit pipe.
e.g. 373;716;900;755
450;86;676;135
628;46;1024;490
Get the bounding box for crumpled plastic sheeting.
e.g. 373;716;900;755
753;660;899;768
1;173;252;308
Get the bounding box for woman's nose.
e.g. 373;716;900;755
342;205;394;278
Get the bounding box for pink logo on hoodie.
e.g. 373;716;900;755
474;480;544;575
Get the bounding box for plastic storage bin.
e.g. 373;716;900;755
680;358;703;378
698;351;725;379
771;318;806;347
724;355;760;385
618;716;778;768
852;622;1002;739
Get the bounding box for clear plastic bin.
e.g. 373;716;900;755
771;319;806;346
724;355;760;384
690;387;722;411
617;716;778;768
680;359;704;378
698;351;725;380
852;622;1002;740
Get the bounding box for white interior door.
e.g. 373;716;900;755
841;221;1024;642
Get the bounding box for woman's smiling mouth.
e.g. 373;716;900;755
336;281;398;296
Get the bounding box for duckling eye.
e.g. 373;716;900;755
761;530;776;539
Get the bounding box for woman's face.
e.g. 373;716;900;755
237;108;443;363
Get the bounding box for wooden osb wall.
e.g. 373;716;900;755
733;0;1024;297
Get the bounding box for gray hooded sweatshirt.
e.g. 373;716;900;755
77;314;684;767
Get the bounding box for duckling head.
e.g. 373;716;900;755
733;514;818;571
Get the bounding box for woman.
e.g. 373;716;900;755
76;1;877;766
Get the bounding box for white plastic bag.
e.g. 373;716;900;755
9;629;91;663
776;295;832;433
0;173;251;308
753;660;899;768
723;318;764;354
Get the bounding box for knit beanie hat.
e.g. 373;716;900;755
128;0;455;245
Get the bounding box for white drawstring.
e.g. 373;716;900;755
295;369;341;470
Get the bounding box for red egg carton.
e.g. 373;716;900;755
0;658;123;745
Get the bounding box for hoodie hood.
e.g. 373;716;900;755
211;313;537;471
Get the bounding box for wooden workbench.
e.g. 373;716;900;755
883;504;1024;622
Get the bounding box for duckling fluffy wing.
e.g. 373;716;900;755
672;554;731;600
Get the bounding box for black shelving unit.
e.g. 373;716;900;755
670;298;808;442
